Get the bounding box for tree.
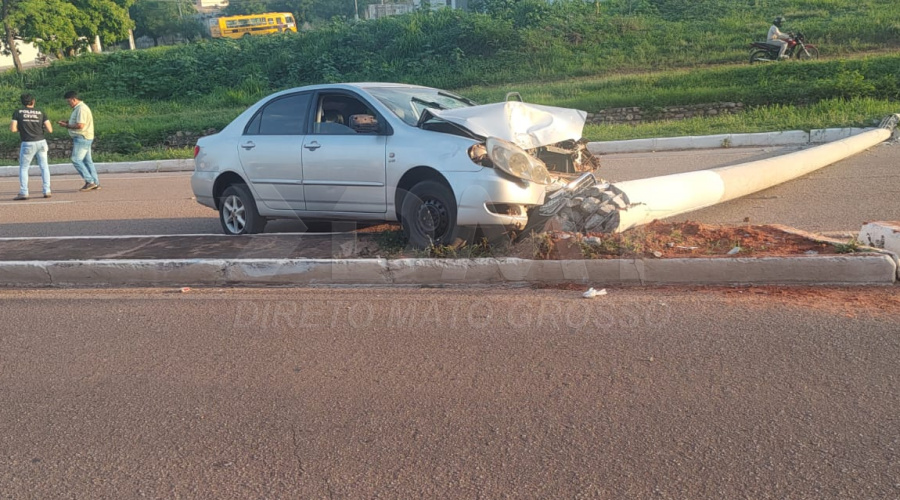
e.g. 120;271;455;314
9;0;82;58
1;0;24;72
223;0;314;25
309;0;358;21
69;0;136;47
130;0;200;46
7;0;134;60
221;0;268;16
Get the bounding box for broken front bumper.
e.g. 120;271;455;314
522;172;632;236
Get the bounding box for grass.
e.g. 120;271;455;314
2;94;894;167
420;237;498;259
371;229;407;257
2;21;897;165
584;97;897;141
834;237;863;253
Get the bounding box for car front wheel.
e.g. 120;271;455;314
219;184;266;235
401;180;469;249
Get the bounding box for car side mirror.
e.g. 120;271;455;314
349;114;379;133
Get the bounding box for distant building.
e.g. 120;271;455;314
367;3;415;19
422;0;468;9
0;40;41;70
196;0;227;14
366;0;468;20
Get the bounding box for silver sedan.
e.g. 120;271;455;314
191;82;596;248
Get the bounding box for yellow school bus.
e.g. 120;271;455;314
208;12;297;39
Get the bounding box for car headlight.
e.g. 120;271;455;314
485;137;553;185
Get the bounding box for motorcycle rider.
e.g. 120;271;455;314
767;16;791;59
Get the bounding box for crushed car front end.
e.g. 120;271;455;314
419;100;603;230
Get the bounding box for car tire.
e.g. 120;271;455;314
401;180;469;249
219;184;267;235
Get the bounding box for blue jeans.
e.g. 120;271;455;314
71;136;98;185
19;140;51;196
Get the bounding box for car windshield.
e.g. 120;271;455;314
364;86;476;126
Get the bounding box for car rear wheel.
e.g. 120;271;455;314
401;180;469;249
219;184;266;235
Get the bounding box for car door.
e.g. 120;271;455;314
301;91;388;213
237;92;310;211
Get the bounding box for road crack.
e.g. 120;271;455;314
291;425;306;478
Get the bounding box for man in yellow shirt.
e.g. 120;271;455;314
57;90;99;191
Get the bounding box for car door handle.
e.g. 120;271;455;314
304;141;321;151
241;141;256;150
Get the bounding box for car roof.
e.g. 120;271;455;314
269;82;437;96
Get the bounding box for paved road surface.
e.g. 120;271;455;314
1;143;897;238
1;286;898;498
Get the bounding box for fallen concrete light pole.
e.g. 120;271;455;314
537;114;899;234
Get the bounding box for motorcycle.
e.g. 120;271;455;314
749;31;819;63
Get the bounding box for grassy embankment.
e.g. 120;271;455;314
1;0;898;164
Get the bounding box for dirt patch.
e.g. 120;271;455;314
345;221;858;260
506;221;850;260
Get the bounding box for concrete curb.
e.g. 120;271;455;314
775;224;900;282
857;222;900;280
0;128;878;178
588;128;874;154
0;159;194;178
1;254;895;287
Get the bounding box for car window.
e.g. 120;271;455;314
312;93;381;135
245;93;311;136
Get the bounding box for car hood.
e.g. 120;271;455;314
427;101;588;150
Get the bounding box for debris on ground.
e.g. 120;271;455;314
582;287;608;298
524;173;631;235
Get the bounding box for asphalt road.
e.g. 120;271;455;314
1;143;897;238
1;286;898;498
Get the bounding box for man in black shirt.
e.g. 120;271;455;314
10;93;53;200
